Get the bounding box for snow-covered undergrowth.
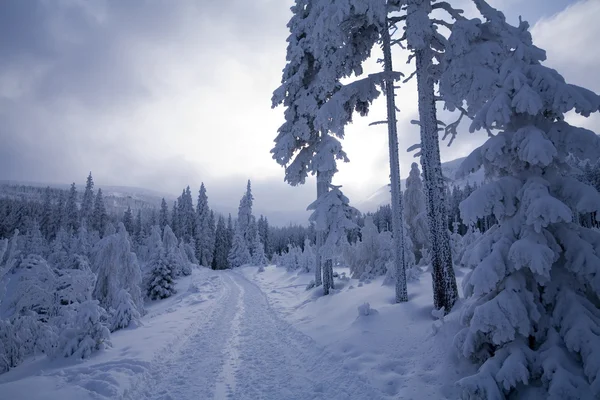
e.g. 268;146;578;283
0;268;221;400
240;265;476;399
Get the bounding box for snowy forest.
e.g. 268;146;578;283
2;0;600;399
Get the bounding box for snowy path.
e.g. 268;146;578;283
125;271;385;400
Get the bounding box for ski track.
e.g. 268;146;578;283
125;271;385;400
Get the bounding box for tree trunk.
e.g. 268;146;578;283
314;172;327;287
414;48;459;312
382;19;408;303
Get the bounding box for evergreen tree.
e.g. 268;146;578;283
237;180;255;251
133;209;143;244
195;183;212;266
251;225;268;267
162;225;184;277
308;185;359;295
159;198;169;233
53;191;66;238
171;201;179;239
56;300;111;359
147;235;176;300
122;206;134;236
80;173;95;225
40;187;53;239
442;3;600;396
228;224;251;268
403;162;429;262
213;215;229;270
92;224;143;330
91;189;107;235
257;215;270;255
207;210;216;266
65;183;79;233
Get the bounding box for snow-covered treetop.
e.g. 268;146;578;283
307;184;359;259
271;0;387;186
442;0;600;181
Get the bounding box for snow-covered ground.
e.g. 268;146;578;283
240;265;476;399
0;265;474;400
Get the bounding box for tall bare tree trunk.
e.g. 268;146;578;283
382;19;408;303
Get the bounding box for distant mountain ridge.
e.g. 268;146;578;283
358;156;484;212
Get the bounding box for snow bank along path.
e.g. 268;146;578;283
125;271;385;400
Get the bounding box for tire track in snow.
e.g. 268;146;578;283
123;273;240;400
228;272;386;400
213;275;245;398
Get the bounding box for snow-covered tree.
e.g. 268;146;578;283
91;189;107;235
228;225;251;268
299;238;316;273
163;225;186;277
237;180;255;252
92;224;143;330
308;184;359;295
347;216;389;280
146;234;176;300
55;300;111;359
159;198;169;233
213;215;229;270
441;3;600;397
40;186;54;239
272;0;387;289
122;206;134;236
404;162;429;261
65;183;79;233
80;173;95;225
195;183;212;266
250;230;268;267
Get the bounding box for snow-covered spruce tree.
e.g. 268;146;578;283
237;180;255;253
25;220;47;257
159;198;169;233
228;225;251;269
440;3;600;397
146;232;176;300
272;0;386;288
195;183;212;266
403;162;429;261
163;225;185;277
251;228;268;268
80;173;95;226
92;223;143;330
65;183;79;233
91;188;107;235
207;210;216;266
391;0;461;312
40;186;54;239
213;215;229;270
122;206;134;236
348;216;385;280
308;184;359;295
110;289;141;331
300;238;316;273
55;299;111;359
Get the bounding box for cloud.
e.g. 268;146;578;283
531;0;600;132
1;0;597;225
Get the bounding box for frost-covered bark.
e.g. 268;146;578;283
401;0;459;312
382;22;408;303
442;3;600;397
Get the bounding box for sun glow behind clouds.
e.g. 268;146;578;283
0;0;596;224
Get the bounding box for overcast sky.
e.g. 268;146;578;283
0;0;598;225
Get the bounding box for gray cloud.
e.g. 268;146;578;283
0;0;596;226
